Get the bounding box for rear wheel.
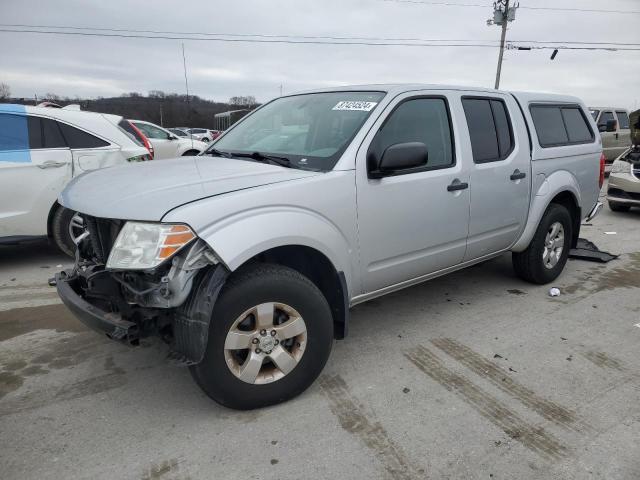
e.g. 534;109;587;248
608;201;630;212
202;137;210;143
51;206;82;257
190;264;333;410
182;150;199;156
512;203;572;284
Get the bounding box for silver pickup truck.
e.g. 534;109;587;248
55;85;604;409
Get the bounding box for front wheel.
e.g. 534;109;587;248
512;203;572;284
190;264;333;410
182;149;199;156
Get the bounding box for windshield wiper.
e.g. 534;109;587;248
204;148;233;158
232;151;293;168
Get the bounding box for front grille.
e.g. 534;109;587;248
83;216;123;263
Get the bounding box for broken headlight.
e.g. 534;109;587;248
106;222;196;270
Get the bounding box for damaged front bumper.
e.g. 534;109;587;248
54;233;229;363
56;270;140;344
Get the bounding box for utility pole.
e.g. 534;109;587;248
279;84;283;97
181;43;191;124
487;0;518;89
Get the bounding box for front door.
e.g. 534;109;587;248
356;94;470;293
134;122;179;159
460;94;531;260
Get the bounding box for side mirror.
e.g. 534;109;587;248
168;134;178;140
606;119;617;132
369;142;428;178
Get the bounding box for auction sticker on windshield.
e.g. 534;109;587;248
332;101;378;111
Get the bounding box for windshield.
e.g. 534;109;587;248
209;91;385;171
169;128;187;137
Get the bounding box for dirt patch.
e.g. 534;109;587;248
141;458;180;480
318;374;420;480
0;371;24;400
0;304;86;341
561;252;640;296
405;345;568;460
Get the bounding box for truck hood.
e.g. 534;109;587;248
60;156;321;220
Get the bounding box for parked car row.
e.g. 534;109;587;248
606;108;640;212
168;127;221;143
0;105;211;254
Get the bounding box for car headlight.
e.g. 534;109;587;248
610;161;630;174
106;222;196;270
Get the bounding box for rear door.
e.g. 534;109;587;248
461;94;531;260
0;111;72;237
356;92;470;292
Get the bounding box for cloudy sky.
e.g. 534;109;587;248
1;0;639;109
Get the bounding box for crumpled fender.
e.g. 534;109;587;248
511;170;582;252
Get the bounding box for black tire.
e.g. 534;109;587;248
51;206;77;257
182;150;199;156
512;203;573;285
202;137;210;143
190;263;333;410
608;201;630;212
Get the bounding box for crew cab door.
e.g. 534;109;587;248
355;93;470;293
0;111;72;237
460;94;531;260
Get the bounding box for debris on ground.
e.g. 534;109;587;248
549;287;561;297
402;387;410;394
507;289;526;295
604;231;617;235
569;238;618;263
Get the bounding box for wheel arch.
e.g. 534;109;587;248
46;201;62;238
512;171;582;252
232;245;350;340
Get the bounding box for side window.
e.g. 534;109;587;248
561;107;593;143
0;113;29;151
616;111;630;129
136;123;169;139
370;97;454;170
462;97;514;163
530;106;569;147
530;105;594;147
598;111;615;128
59;123;110;148
42;119;67;148
28;116;43;149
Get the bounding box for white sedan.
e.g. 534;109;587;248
130;120;208;159
0;104;150;255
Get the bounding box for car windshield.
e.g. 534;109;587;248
169;128;187;137
209;91;385;171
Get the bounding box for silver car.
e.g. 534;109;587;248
55;85;603;409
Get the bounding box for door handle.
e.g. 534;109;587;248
510;169;526;181
447;180;469;192
615;133;619;140
37;161;67;169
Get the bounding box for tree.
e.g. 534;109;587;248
0;82;11;99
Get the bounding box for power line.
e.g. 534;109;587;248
0;24;638;48
381;0;640;14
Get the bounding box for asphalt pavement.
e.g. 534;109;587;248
1;201;639;480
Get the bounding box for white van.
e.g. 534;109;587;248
0;104;150;255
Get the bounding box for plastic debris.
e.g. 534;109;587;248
604;231;617;235
549;287;561;297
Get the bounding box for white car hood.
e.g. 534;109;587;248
59;156;321;221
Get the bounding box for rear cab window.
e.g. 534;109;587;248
462;97;514;163
529;104;594;148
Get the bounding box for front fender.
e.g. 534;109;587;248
511;170;582;252
193;206;356;291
